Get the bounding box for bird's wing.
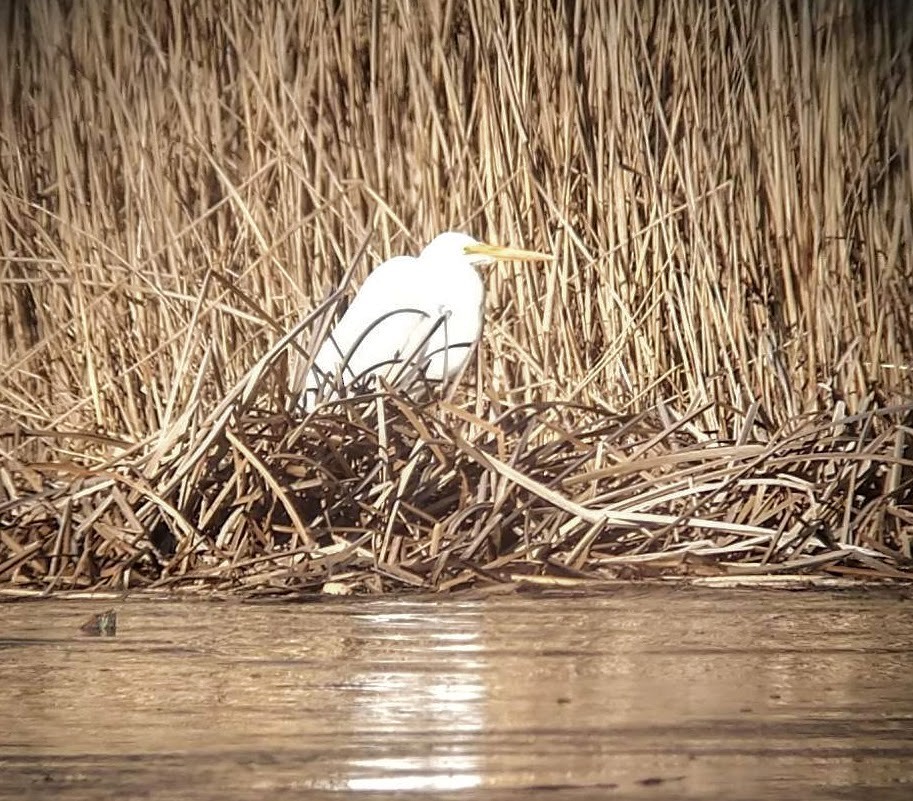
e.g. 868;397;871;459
307;256;436;396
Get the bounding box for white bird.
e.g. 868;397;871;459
300;231;551;408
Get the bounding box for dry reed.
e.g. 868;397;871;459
1;0;911;594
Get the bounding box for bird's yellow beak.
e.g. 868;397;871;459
464;242;553;262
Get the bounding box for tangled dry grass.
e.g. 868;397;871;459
1;0;912;594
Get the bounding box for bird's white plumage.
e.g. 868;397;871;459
303;232;486;406
299;231;551;408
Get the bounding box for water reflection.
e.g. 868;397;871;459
345;609;485;791
1;590;912;799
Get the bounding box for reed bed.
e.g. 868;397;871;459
1;0;912;593
3;388;912;595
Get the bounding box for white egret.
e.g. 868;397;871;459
301;232;551;408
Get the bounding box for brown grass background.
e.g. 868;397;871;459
1;1;912;592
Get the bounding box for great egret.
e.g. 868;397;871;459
300;232;551;408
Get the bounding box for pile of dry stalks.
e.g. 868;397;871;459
2;357;912;594
2;1;913;593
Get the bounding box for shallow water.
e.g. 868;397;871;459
1;588;912;800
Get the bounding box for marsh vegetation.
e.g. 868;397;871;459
1;0;911;594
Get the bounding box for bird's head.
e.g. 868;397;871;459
421;231;553;267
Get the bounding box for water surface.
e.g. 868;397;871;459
2;588;912;800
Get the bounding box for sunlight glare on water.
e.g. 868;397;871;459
343;608;485;790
